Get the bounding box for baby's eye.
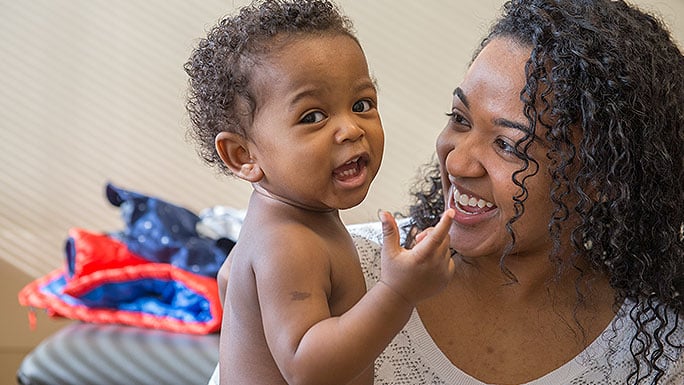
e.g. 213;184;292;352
300;111;326;124
352;100;372;113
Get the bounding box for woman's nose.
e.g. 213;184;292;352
443;136;485;178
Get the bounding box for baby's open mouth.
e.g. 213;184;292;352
333;156;367;181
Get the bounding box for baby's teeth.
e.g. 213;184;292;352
458;194;469;206
477;199;486;208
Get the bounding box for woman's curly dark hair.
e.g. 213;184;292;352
406;0;683;383
184;0;356;175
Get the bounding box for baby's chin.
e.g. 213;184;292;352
334;186;373;211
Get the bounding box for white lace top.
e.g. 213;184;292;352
347;221;684;385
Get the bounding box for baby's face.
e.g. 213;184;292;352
246;34;384;211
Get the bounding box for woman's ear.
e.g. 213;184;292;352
215;132;264;183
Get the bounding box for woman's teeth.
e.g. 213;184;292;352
453;188;494;210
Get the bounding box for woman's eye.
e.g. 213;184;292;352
494;137;516;154
300;111;326;124
445;111;470;127
352;100;372;113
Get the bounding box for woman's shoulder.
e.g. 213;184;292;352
347;221;384;289
347;217;413;293
347;220;384;244
347;217;414;244
576;299;684;383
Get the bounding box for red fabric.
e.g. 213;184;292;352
18;229;222;334
64;228;149;292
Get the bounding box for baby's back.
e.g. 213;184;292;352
218;237;285;384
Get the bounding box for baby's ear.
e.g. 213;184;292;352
215;132;264;182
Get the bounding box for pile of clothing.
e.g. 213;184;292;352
19;183;244;334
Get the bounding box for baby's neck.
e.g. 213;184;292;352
244;189;346;236
252;183;337;214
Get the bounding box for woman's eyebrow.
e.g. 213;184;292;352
496;117;546;144
454;86;544;143
454;87;529;131
494;117;527;132
453;87;469;108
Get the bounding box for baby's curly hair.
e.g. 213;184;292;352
184;0;356;175
407;0;683;382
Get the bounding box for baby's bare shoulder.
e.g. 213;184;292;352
234;219;334;275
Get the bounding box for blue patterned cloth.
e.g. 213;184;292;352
106;182;233;278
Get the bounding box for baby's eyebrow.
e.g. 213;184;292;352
370;75;379;92
355;78;377;94
288;88;320;112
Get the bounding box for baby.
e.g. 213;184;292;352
185;1;455;384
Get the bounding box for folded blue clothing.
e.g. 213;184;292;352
105;182;233;278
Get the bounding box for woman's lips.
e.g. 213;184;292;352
452;186;495;215
448;185;498;225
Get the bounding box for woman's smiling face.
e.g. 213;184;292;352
437;37;555;263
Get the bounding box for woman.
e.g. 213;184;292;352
353;0;684;383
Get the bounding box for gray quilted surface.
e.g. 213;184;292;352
17;322;218;385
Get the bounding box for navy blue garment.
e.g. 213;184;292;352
105;183;234;278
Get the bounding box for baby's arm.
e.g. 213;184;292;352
258;210;455;385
